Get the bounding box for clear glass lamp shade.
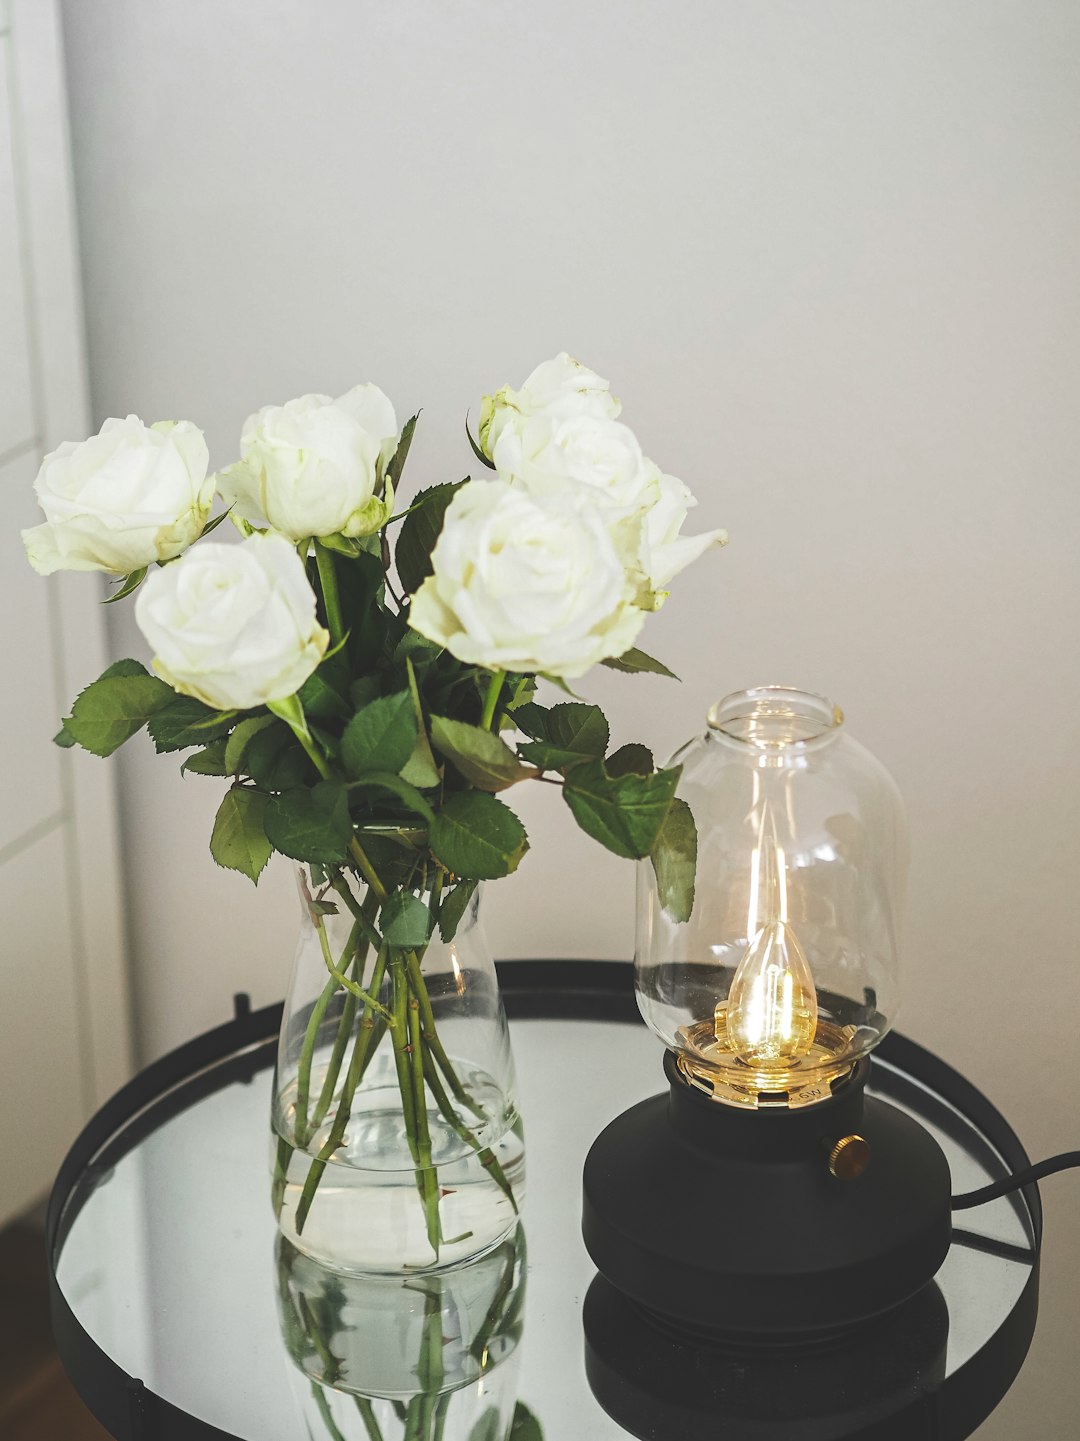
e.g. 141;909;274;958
636;687;909;1108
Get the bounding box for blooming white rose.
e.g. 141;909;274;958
134;533;329;711
492;413;658;519
408;480;644;679
635;465;728;602
478;352;620;459
217;384;399;542
22;415;212;576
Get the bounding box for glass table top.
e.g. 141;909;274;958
53;1013;1037;1440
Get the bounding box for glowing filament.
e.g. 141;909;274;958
725;920;818;1065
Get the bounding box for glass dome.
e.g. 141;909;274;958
636;687;908;1108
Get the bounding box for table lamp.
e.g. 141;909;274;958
582;686;952;1345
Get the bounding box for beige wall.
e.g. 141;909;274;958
60;3;1079;1433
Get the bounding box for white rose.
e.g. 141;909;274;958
217;384;398;542
22;415;212;576
492;413;658;519
636;466;728;600
478;352;620;458
408;480;644;679
134;533;329;711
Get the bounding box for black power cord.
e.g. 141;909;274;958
951;1150;1080;1211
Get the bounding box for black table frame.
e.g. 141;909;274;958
47;960;1041;1441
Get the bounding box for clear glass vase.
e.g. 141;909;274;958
276;1225;526;1441
271;864;525;1274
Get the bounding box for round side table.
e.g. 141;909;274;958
48;961;1040;1441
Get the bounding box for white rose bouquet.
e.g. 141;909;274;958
26;353;724;1262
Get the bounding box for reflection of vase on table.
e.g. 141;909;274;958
275;1224;532;1441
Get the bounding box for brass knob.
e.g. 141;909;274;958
827;1134;871;1181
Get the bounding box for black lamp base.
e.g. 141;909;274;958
582;1052;952;1346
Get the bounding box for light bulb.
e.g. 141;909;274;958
723;920;818;1065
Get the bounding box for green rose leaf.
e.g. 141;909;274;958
563;761;681;859
395;480;466;595
386;412;419;489
601;647;679;680
243;722;310;790
148;696;240;753
297;655;352;721
513;702;609;771
380;889;432;949
606;742;654;777
431;715;537;792
400;656;441;788
210;787;272;884
224;714;276;774
65;662;174;757
351;771;436;825
509;1404;543;1441
651;796;698;923
53;724;77;749
438;878;478;942
429;792;529;880
342;691;417;778
182;738;229;776
264;781;353;863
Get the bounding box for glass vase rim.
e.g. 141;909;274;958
706;685;844;751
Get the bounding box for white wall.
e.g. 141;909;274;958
60;4;1079;1432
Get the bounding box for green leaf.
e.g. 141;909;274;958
102;567;148;604
199;508;232;539
400;656;441;788
264;781;353;863
380;890;432;948
516;740;590;774
563;761;681;860
65;668;174;757
241;721;309;790
465;414;497;471
210;787;272;883
351;771;436;825
342;691;417;777
148;696;239;753
53;724;77;749
601;647;679;680
651;796;698;923
431;715;537;792
513;702;608;758
182;738;229;776
439;879;477;942
510;1404;544;1441
395;481;466;594
606;742;654;777
429;792;529;880
297;656;352;721
386;412;419;489
224;715;275;774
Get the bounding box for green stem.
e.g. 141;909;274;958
295;945;389;1234
294;975;338;1147
314;914;394;1022
350;836;389;901
311;1383;350;1441
268;694;333;781
480;669;506;730
405;949;486;1120
314;541;345;646
420;1045;518;1214
351;1397;387;1441
409;988;442;1255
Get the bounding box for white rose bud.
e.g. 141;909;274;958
134;533;329;711
408;480;645;679
478;352;620;459
217;384;398;542
22;416;212;576
492;413;658;520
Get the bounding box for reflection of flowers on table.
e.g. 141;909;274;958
275;1225;537;1440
